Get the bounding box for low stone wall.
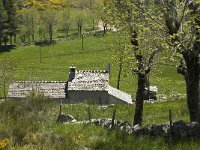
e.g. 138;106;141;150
58;115;200;138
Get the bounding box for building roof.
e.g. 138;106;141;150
108;86;132;104
68;70;109;91
8;81;66;99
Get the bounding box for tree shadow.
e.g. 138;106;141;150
34;40;56;46
0;45;16;53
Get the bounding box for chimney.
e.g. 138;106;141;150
68;66;76;81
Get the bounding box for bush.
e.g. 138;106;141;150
0;91;54;145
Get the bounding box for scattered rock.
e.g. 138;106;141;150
56;114;77;123
172;120;188;137
116;121;132;134
57;115;200;138
188;122;200;138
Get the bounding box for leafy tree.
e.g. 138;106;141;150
3;0;18;45
75;11;84;35
18;6;38;42
110;32;131;90
105;0;166;125
0;57;16;100
155;0;200;122
96;1;108;33
41;9;57;43
106;0;200;124
0;1;8;48
60;8;71;37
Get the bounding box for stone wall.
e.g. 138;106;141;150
67;91;109;104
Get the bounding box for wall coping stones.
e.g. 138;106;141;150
12;81;67;83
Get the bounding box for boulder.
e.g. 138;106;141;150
56;114;77;123
133;124;143;136
172;120;188;137
188;122;200;138
116;121;132;134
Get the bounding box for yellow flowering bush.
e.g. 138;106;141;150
0;138;9;149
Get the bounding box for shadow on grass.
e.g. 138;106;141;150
0;45;16;53
35;40;57;46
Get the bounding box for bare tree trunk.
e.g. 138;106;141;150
133;73;146;125
4;36;7;47
103;24;107;34
14;34;16;44
10;35;12;45
117;62;122;90
184;54;199;122
0;35;2;47
32;17;34;42
49;23;53;43
80;25;82;35
92;17;95;30
178;51;200;122
198;71;200;122
78;26;79;34
32;34;35;42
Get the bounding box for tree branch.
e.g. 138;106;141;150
177;58;187;76
145;48;160;73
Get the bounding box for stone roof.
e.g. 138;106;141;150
8;81;66;98
108;86;133;104
68;70;109;91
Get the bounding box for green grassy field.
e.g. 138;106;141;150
0;34;185;97
0;33;196;149
0;95;198;150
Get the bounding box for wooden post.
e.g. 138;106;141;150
169;109;173;148
111;108;116;129
169;109;173;138
39;46;42;63
81;34;84;50
88;106;91;123
59;100;62;115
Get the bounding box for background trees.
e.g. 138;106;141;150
3;0;18;45
0;1;8;48
0;0;18;47
0;57;16;100
41;9;57;43
18;6;38;42
60;8;71;37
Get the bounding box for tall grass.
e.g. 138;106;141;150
0;95;198;149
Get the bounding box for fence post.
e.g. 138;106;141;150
88;105;91;124
169;109;173;138
169;109;173;148
111;108;116;129
59;100;62;115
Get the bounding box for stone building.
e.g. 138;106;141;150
8;67;132;104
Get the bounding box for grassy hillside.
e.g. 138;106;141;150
0;34;185;97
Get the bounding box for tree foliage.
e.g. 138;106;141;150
105;0;200;124
0;0;18;47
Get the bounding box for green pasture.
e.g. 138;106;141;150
0;34;185;97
